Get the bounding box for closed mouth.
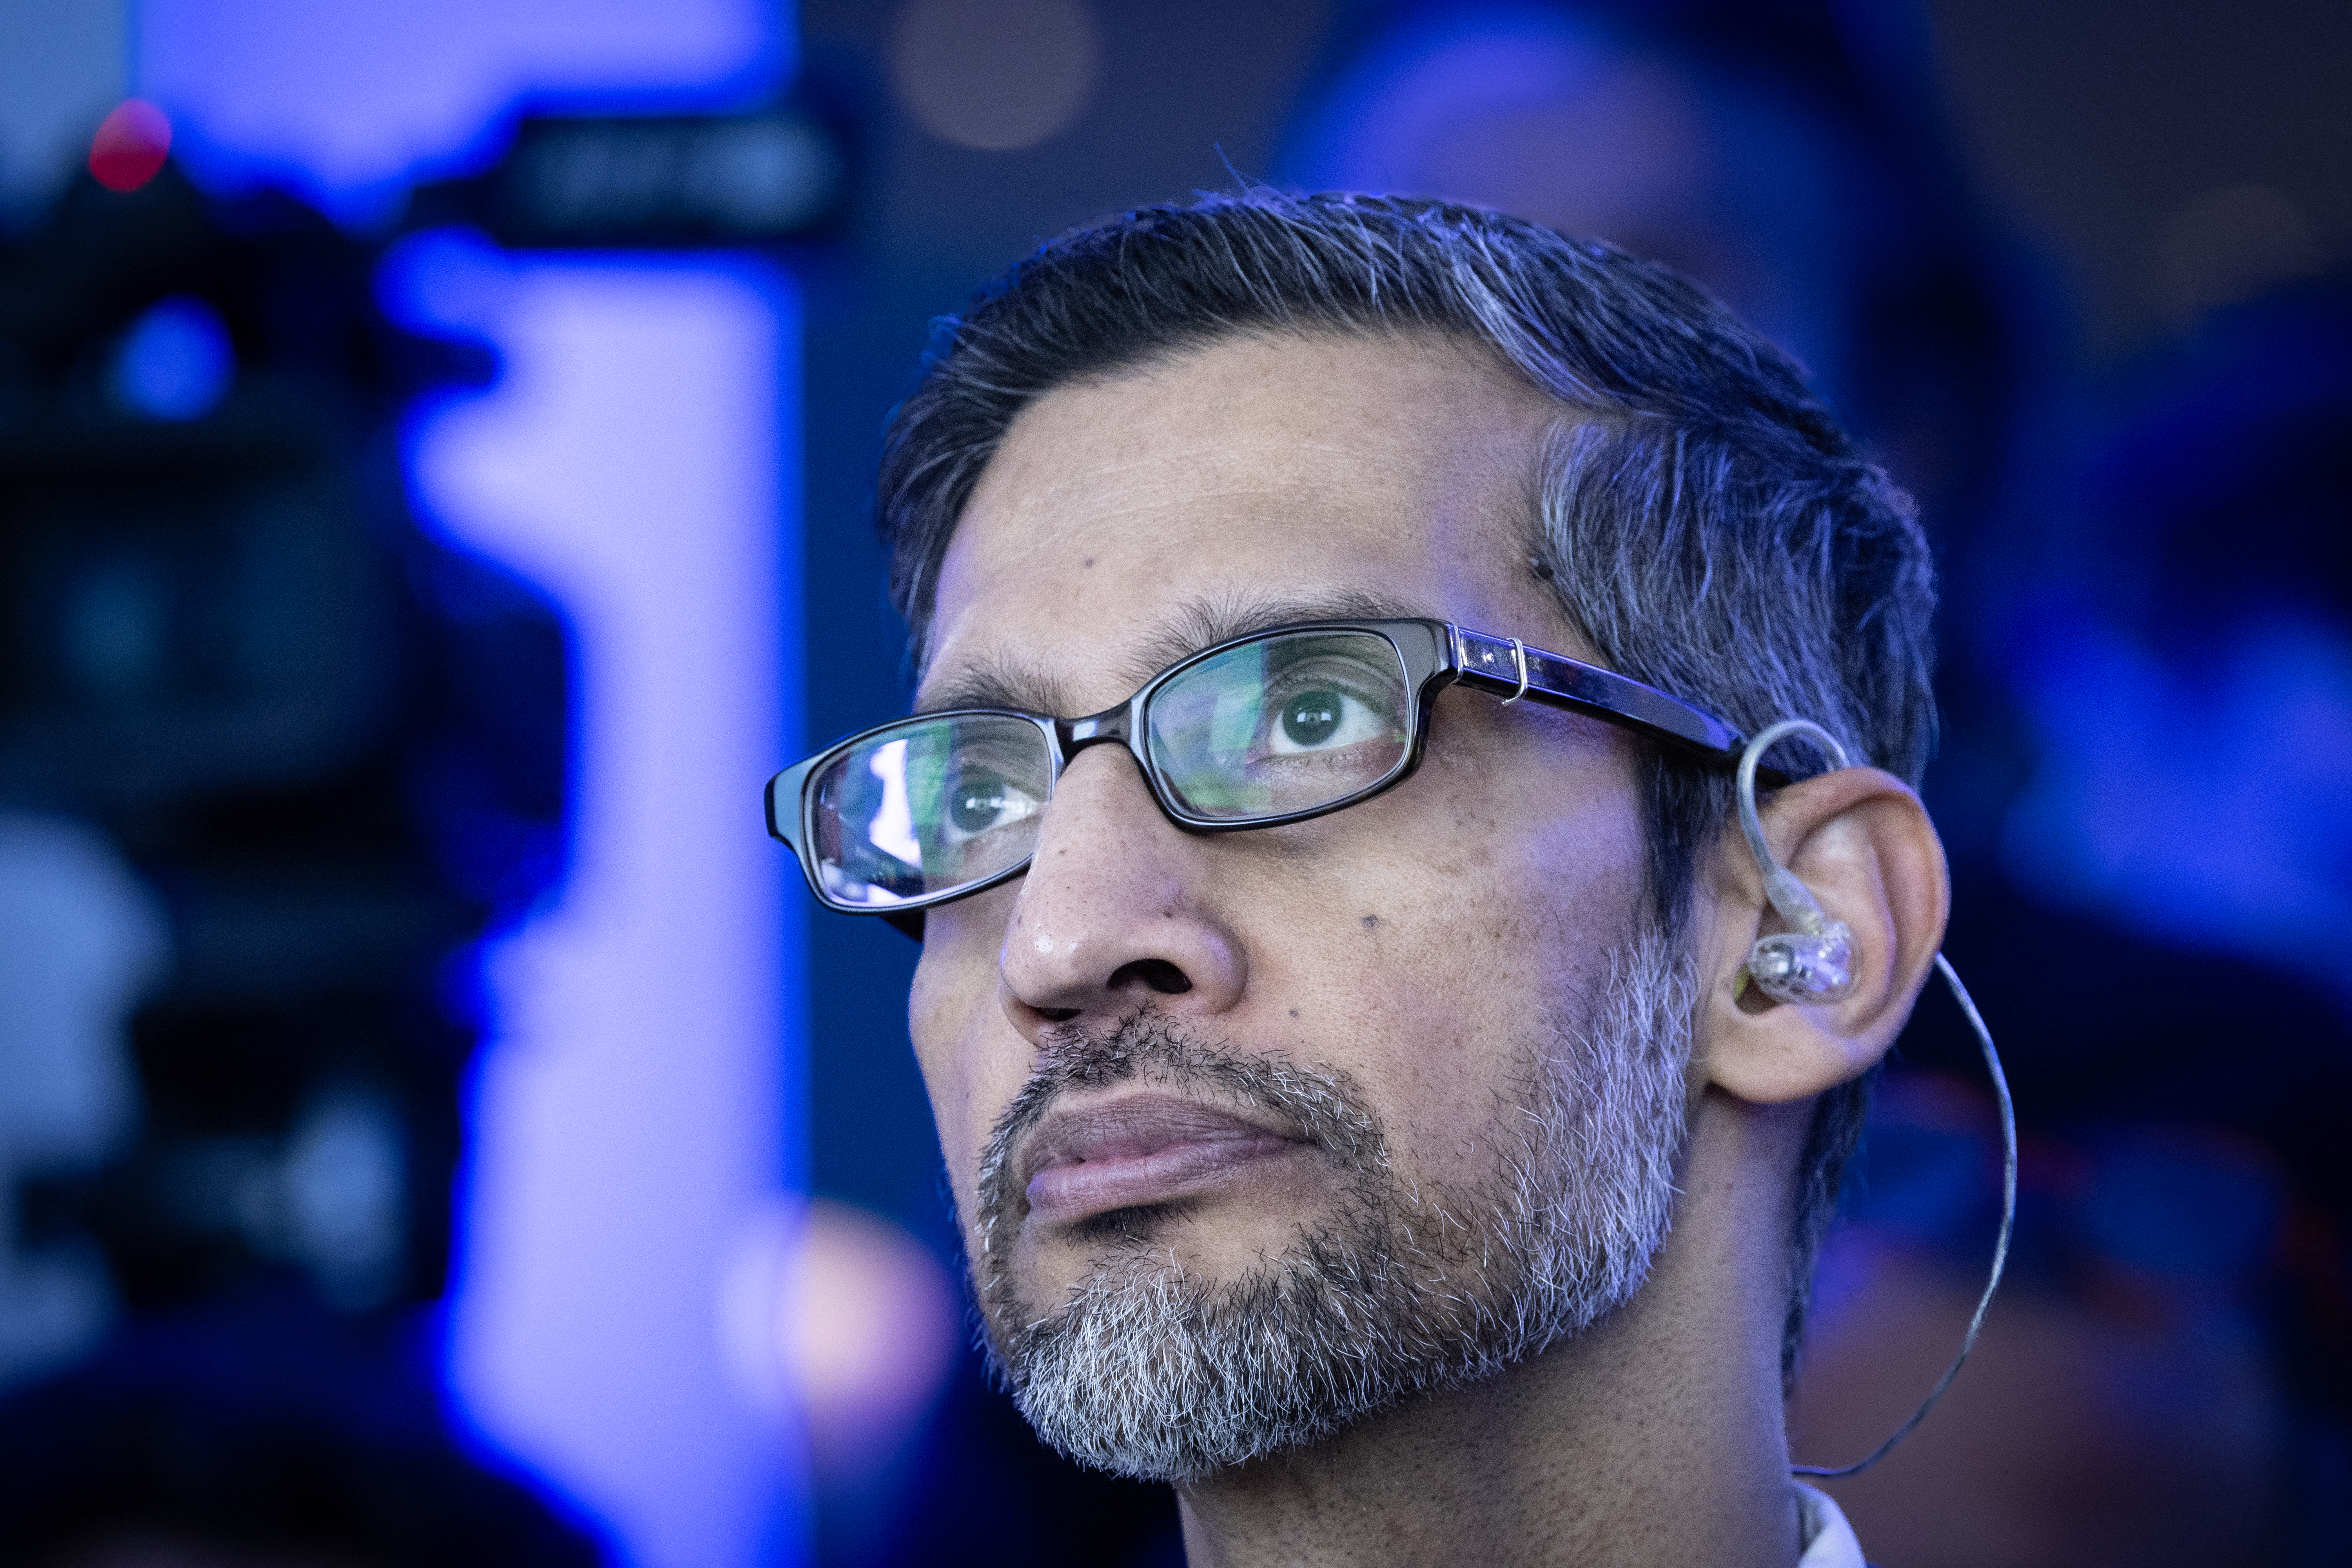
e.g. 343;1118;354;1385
1018;1092;1310;1226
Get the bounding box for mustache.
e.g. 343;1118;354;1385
973;1011;1385;1235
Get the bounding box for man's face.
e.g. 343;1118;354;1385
909;331;1688;1475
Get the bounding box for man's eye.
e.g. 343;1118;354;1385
1268;688;1383;753
936;762;1040;841
1279;690;1342;747
951;780;1004;833
944;767;1018;836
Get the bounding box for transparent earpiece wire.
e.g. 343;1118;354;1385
1736;720;2019;1479
1789;954;2018;1479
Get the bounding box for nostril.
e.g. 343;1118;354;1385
1033;1005;1080;1022
1108;958;1193;995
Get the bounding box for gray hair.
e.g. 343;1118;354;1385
877;190;1936;1383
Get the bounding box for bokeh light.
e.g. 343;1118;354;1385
86;99;171;192
720;1198;960;1481
107;296;234;421
889;0;1102;152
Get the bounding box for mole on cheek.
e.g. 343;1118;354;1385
1360;913;1380;930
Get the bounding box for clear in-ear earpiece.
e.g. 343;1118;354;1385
1747;925;1856;1005
1737;719;1860;1005
1741;717;2020;1479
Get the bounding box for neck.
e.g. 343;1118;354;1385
1173;1090;1808;1568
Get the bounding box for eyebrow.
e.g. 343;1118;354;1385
915;587;1437;719
917;648;1075;717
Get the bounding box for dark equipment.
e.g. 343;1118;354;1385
1;156;572;1319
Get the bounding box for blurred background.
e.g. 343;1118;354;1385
0;2;2344;1566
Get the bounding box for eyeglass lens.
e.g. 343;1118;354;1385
811;713;1053;909
807;629;1414;909
1144;629;1412;820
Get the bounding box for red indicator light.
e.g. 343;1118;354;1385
90;100;172;193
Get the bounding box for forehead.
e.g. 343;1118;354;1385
922;330;1576;711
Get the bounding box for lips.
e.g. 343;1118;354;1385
1020;1093;1307;1225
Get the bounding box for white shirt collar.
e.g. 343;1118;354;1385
1795;1483;1866;1568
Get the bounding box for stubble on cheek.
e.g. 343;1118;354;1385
958;920;1699;1483
907;941;1019;1264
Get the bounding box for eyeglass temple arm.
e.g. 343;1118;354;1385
1448;626;1749;764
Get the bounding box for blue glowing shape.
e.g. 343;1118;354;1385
137;0;786;224
137;5;803;1560
2002;611;2352;1004
111;295;234;421
414;257;800;1568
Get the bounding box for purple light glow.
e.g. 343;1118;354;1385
139;0;784;220
412;257;802;1567
138;5;804;1565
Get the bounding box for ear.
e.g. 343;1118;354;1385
1693;767;1949;1105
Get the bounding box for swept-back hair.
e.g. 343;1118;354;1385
876;190;1936;1381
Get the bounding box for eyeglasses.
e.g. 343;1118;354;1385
765;618;1748;923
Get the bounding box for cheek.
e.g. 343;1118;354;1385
1290;742;1646;1188
908;904;1019;1215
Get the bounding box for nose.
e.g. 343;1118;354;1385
997;744;1248;1042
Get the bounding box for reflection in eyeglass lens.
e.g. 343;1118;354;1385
815;715;1051;906
1148;630;1410;821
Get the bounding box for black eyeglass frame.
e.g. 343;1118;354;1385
765;617;1751;931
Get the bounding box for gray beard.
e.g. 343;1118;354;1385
967;923;1696;1482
